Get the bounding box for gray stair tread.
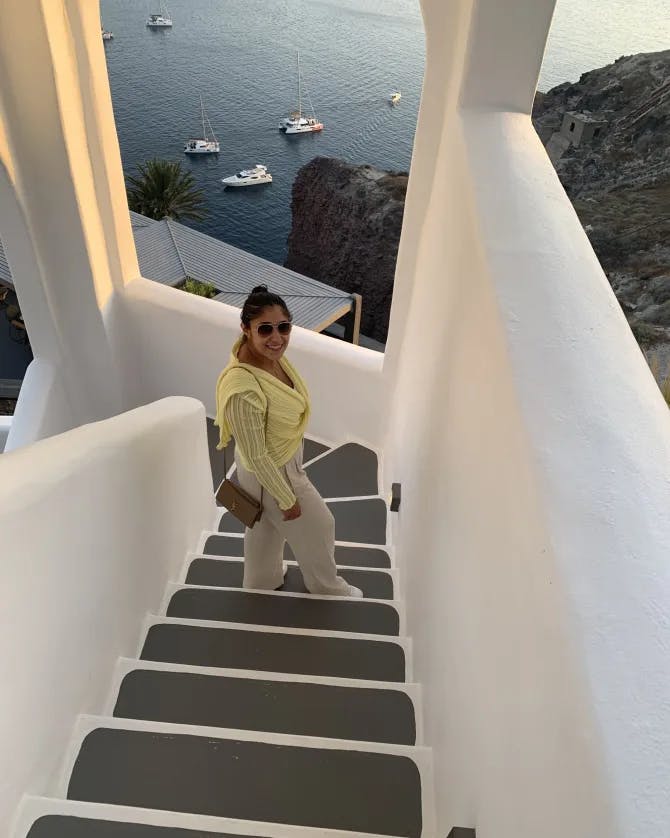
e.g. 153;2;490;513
114;669;416;745
203;535;391;568
219;498;387;544
167;588;399;635
141;624;406;681
68;729;423;837
303;438;329;462
27;816;260;838
185;559;394;600
304;443;378;497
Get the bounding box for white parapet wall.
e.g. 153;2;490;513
378;0;670;831
0;396;216;833
382;80;670;838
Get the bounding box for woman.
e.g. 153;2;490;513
215;285;363;598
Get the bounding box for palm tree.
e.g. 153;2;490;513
126;158;206;222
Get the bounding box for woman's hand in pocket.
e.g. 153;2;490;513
282;500;302;521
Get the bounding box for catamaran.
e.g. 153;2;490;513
146;2;172;27
279;50;323;134
184;95;220;154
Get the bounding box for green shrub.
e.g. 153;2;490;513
181;277;217;298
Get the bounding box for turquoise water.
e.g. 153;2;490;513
101;0;668;264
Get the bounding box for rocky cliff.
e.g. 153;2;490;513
533;49;670;362
285;157;406;342
286;49;670;360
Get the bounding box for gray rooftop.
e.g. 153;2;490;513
0;212;354;334
130;213;353;331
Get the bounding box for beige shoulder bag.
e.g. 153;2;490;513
215;444;264;528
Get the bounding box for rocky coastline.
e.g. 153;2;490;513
286;49;670;371
533;48;670;371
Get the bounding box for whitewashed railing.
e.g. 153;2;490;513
0;397;216;832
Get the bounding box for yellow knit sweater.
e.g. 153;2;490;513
215;337;311;508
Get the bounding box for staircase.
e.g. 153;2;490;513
13;439;434;838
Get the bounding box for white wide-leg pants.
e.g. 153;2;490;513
235;442;352;596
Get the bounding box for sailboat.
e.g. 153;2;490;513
146;1;172;27
184;95;220;154
279;50;324;134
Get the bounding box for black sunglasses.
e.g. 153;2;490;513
256;321;292;337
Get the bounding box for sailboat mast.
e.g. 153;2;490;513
200;94;206;139
297;50;302;119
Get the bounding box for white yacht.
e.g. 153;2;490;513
389;91;401;104
222;165;273;188
146;3;172;27
101;28;114;41
184;95;220;154
279;51;324;134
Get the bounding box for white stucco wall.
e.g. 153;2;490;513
3;360;74;453
381;0;670;834
0;397;215;833
0;0;141;448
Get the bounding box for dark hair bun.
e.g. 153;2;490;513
241;285;292;326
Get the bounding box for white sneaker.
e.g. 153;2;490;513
348;584;364;598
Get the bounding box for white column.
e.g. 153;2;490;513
0;0;140;437
459;0;557;112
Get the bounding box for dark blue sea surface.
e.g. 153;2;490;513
101;0;425;265
101;0;669;266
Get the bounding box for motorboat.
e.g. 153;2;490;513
389;91;401;104
184;95;220;154
222;165;273;187
102;28;114;40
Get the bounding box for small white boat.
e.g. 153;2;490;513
102;28;114;40
147;13;172;27
184;95;220;154
146;2;172;27
222;165;273;188
389;91;401;104
279;51;324;135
